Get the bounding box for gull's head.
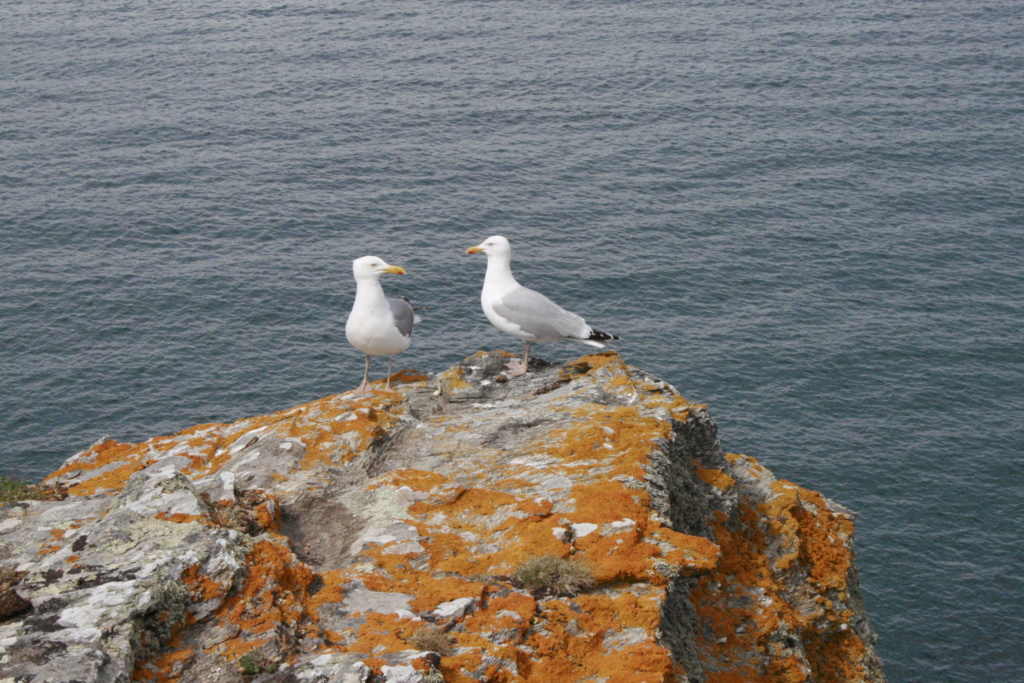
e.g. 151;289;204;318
352;255;405;281
466;235;511;258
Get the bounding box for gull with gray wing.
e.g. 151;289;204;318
466;235;618;376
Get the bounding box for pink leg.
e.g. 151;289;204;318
355;355;373;392
504;341;531;377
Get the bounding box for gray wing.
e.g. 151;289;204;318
492;286;591;340
387;297;416;338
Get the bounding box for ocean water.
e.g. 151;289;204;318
2;0;1022;679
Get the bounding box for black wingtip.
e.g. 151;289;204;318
589;329;619;342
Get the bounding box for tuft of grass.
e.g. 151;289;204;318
237;653;277;677
0;476;32;503
511;555;595;598
0;475;67;503
407;626;456;656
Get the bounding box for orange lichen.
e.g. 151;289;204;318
211;636;271;665
690;508;789;676
154;512;206;525
251;500;279;532
397;479;591;575
658;528;721;575
323;389;745;679
439;655;509;683
376;468;452;492
292;394;406;469
418;487;517;518
462;592;537;637
71;460;149;495
45;440;141;478
44;391;415;503
492;476;540;491
436;364;474;391
181;564;230;603
574;529;660;584
207;540;315;660
38;528;66;555
423;511;568;575
695;465;736;491
510;593;676;682
516;496;554;517
134;647;196;682
684;447;876;682
570;478;650;525
360;566;487;613
765;655;811;683
790;491;853;590
383;369;429;385
307;569;348;614
803;627;869;683
560;350;623;377
351;612;426;653
546;405;670;475
605;591;665;631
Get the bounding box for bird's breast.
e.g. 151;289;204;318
345;310;410;356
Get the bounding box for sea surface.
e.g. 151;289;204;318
2;0;1021;679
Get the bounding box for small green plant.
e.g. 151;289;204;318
511;555;595;597
0;474;67;504
407;626;456;656
0;476;33;503
238;653;277;676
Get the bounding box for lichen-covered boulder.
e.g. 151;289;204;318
0;352;884;682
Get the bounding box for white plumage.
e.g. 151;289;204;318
466;235;618;376
345;256;419;392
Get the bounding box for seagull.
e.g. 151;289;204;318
466;235;618;376
345;256;419;392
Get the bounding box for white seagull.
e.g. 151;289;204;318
345;256;419;392
466;235;618;376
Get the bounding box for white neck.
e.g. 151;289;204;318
483;252;519;296
354;277;389;312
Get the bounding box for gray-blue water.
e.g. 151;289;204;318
2;0;1022;679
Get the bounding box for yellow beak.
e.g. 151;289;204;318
466;245;484;254
380;265;406;275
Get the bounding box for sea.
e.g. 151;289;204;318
2;0;1021;679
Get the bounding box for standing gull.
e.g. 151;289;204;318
466;235;618;376
345;256;419;392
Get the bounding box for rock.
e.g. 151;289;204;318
0;352;885;682
0;567;31;621
431;597;475;622
381;664;421;682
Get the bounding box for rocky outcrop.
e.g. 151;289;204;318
0;352;884;683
